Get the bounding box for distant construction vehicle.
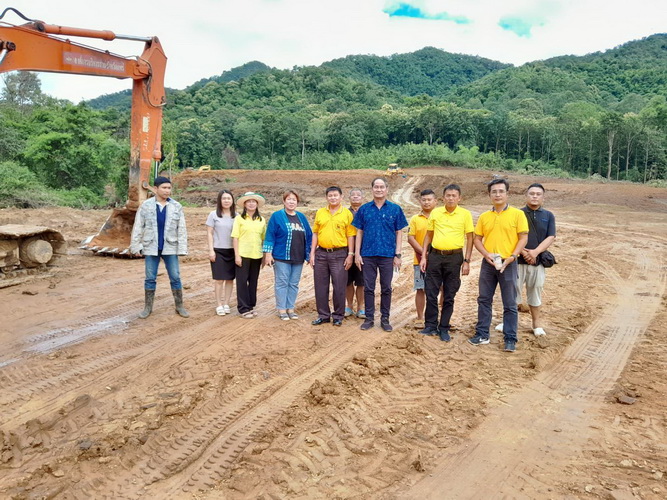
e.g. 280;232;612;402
387;163;404;176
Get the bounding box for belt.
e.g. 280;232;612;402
430;248;463;256
318;246;348;253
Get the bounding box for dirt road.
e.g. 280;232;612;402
1;168;666;499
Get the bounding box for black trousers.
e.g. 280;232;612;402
424;252;462;333
362;256;394;320
236;257;262;314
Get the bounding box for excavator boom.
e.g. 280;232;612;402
0;8;167;255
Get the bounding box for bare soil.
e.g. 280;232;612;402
1;167;666;499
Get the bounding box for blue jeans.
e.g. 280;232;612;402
144;252;182;290
274;261;303;310
475;259;518;342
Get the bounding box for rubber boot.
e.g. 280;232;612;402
172;289;190;318
139;289;155;319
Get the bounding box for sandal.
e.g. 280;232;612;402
222;304;231;314
216;306;225;316
356;309;366;319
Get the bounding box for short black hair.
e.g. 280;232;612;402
526;183;545;193
443;184;461;195
487;178;509;193
326;186;342;195
420;189;435;197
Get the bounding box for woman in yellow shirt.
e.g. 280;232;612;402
231;192;266;319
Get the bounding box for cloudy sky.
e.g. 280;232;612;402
3;0;665;102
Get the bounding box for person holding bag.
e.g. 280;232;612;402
516;183;556;336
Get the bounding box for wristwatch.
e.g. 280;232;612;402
511;254;518;259
463;258;470;263
394;253;402;258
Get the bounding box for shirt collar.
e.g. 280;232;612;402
492;203;509;213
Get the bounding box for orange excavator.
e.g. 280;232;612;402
0;7;166;256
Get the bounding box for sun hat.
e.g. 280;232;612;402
237;192;266;207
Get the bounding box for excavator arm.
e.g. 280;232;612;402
0;8;167;255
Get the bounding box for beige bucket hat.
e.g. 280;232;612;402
237;192;266;207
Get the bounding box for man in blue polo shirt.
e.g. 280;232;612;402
353;177;408;332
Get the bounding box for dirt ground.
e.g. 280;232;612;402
0;167;666;500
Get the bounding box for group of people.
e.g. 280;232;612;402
129;175;556;352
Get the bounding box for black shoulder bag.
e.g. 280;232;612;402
525;211;556;268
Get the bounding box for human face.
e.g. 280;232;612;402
327;190;342;208
443;189;461;211
155;183;172;201
526;187;544;209
244;199;258;212
284;194;298;212
372;180;387;200
220;193;233;209
489;183;508;208
419;194;436;212
349;190;363;207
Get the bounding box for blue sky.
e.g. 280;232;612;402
3;0;665;101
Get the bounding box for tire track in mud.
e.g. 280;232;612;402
59;323;408;498
397;241;667;499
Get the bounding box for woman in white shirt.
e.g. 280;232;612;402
206;190;236;315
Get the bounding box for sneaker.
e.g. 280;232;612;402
419;327;439;336
438;330;451;342
495;323;504;332
533;327;546;336
345;307;354;317
380;318;393;332
216;306;225;316
223;304;231;314
279;313;290;321
360;320;374;330
468;335;490;346
504;340;516;352
357;309;366;319
287;311;299;320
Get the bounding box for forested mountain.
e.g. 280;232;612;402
543;33;667;100
2;35;667;209
185;61;272;93
323;47;510;97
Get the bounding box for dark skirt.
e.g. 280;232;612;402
211;248;235;280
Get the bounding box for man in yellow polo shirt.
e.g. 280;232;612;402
469;178;528;352
408;189;437;329
419;184;474;342
309;186;356;326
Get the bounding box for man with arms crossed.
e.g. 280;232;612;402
310;186;356;327
469;179;528;352
353;178;408;332
419;184;473;342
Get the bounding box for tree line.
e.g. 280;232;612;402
1;35;666;208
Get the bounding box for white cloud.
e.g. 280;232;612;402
1;0;664;102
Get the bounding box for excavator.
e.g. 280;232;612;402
0;6;166;280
